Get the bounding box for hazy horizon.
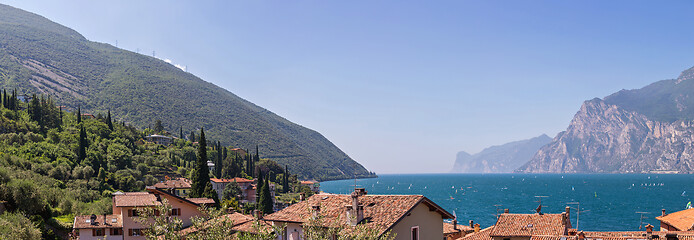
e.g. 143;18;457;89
4;0;694;173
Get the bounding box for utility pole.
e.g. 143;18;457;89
636;212;649;230
567;202;590;229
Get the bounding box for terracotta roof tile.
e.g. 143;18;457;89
490;213;570;237
178;213;260;236
444;222;474;234
458;226;494;240
73;214;122;229
530;236;564;240
264;193;452;236
186;198;216;205
113;192;160;207
210;177;254;183
656;208;694;231
153;178;191;189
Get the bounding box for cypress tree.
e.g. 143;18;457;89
189;131;196;142
180;127;183;140
259;174;273;214
216;141;223;178
78;127;87;163
107;110;113;130
256;170;264;204
77;106;82;124
190;128;213;198
283;165;290;193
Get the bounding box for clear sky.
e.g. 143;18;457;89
4;1;694;173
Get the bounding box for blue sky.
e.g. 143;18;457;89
5;1;694;173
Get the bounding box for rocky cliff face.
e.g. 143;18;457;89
517;98;694;173
452;134;551;173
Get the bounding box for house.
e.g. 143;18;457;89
72;186;214;240
263;188;455;240
81;113;96;119
656;208;694;231
489;208;572;240
144;134;173;145
299;180;320;193
210;177;257;203
152;177;191;197
229;148;248;156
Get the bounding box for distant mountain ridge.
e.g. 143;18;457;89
451;134;551;173
0;4;374;181
518;66;694;173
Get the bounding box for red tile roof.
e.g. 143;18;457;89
444;222;474;234
458;226;494;240
113;192;161;207
73;214;122;229
263;193;453;236
178;213;267;236
300;180;318;185
656;208;694;231
186;198;216;205
530;236;564;240
153;178;191;189
210;177;254;183
490;213;570;237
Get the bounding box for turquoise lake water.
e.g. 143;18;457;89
320;174;694;231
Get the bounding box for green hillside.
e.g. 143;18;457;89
0;4;374;181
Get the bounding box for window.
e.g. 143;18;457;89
129;228;144;236
411;226;419;240
171;208;181;216
92;229;104;236
110;228;123;236
128;209;140;217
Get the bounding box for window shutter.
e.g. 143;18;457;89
129;229;133;236
92;229;96;236
128;209;132;217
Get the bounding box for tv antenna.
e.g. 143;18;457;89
494;204;503;219
636;212;649;230
567;201;590;229
534;196;548;214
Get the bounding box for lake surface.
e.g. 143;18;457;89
320;174;694;231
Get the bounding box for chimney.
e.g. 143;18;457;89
504;209;509;213
470;220;474;228
646;224;653;240
312;205;321;217
662;209;667;217
453;219;458;231
348;189;365;226
474;223;480;232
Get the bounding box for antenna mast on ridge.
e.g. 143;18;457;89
534;196;549;214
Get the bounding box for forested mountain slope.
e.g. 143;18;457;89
0;4;373;181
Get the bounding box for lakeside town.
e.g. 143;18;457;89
66;168;694;240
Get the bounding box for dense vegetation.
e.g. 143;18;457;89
604;66;694;122
0;91;309;239
0;3;375;181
